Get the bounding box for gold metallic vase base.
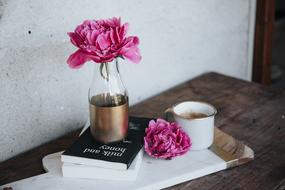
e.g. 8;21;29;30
89;93;129;144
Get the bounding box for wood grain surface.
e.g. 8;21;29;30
1;72;285;190
210;127;254;169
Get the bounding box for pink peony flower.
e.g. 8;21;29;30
144;119;191;159
67;17;141;68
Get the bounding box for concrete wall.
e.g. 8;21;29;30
0;0;256;161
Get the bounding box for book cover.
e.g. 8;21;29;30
62;149;144;181
61;117;151;170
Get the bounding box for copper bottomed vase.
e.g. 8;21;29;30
88;59;129;143
89;93;129;143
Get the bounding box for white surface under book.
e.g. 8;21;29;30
2;149;227;190
62;149;143;181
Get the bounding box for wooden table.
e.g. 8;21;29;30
1;72;284;189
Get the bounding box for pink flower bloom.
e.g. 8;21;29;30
67;17;141;68
144;119;191;159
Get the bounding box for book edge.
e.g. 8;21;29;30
61;155;127;170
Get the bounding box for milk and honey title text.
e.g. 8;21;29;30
83;145;126;157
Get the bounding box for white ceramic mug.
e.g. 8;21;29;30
165;101;217;150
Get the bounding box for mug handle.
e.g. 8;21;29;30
164;107;175;122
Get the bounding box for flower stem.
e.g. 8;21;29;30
100;62;110;81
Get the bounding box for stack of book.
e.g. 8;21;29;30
61;117;151;181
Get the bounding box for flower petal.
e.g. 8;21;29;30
96;34;110;50
122;46;142;63
120;23;129;40
67;32;84;48
67;50;89;69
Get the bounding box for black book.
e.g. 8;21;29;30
61;116;151;170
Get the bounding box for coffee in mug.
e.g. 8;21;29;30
180;112;208;119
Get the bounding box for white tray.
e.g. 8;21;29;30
1;128;254;190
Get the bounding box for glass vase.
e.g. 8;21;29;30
88;58;129;143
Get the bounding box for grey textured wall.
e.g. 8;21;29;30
0;0;256;161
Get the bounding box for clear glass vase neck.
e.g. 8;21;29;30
88;58;128;104
99;58;120;81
